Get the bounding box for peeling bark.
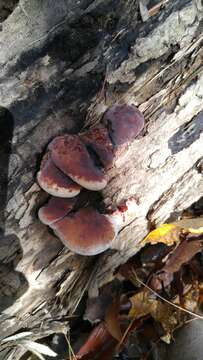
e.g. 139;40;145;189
0;0;203;356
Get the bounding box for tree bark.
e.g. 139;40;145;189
0;0;203;357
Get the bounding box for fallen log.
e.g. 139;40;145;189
0;0;203;358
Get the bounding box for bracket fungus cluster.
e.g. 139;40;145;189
37;104;145;255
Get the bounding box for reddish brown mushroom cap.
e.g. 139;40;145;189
49;135;107;191
80;126;114;170
102;104;145;145
37;153;81;197
38;196;77;225
51;207;117;255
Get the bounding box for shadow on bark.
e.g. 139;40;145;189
0;107;14;234
0;0;19;23
0;108;28;312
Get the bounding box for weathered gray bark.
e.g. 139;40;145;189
0;0;203;357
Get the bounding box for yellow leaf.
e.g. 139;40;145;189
129;291;157;318
143;224;181;246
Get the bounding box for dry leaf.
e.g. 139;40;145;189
182;286;200;312
129;291;157;318
143;224;181;246
105;300;122;341
74;322;117;360
129;291;179;340
163;239;203;274
172;217;203;232
149;235;203;291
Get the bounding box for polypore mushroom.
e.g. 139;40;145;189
47;197;138;256
37;153;81;197
38;196;77;226
49;135;107;191
51;207;117;256
102;104;144;145
37;103;145;256
80;125;114;170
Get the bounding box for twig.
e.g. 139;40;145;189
148;0;169;17
64;332;77;360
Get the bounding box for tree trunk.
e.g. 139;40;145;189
0;0;203;357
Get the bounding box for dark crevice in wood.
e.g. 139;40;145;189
168;111;203;154
0;0;19;22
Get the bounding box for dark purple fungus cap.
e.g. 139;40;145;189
38;196;77;226
49;135;107;191
51;207;117;255
102;104;145;146
80;125;114;170
37;153;81;197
